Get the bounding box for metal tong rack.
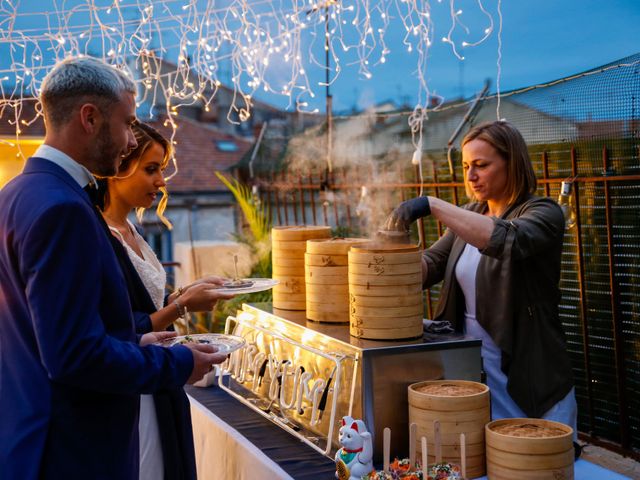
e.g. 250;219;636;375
218;312;358;456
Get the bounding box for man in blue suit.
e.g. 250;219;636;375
0;57;226;479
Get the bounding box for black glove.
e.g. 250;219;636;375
384;196;431;231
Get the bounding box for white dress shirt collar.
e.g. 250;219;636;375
33;144;97;189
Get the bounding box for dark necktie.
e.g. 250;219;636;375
83;182;105;211
83;183;111;237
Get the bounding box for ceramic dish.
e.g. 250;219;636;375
156;333;246;354
214;278;279;295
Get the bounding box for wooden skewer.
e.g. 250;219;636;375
383;427;391;473
421;436;428;479
409;422;417;468
434;420;442;464
233;254;239;280
460;433;467;478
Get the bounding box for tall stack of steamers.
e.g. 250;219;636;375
348;243;424;339
271;226;331;311
271;226;424;340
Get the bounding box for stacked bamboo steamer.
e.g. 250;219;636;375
272;226;331;310
348;243;423;340
485;418;574;479
409;380;490;479
305;238;370;323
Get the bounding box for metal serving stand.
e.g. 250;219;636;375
219;303;481;461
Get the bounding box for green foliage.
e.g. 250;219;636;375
215;172;270;243
213;172;273;326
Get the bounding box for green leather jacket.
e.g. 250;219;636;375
423;195;574;417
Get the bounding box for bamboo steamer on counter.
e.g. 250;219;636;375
272;226;331;310
409;380;490;479
348;243;423;339
305;237;369;323
486;418;574;480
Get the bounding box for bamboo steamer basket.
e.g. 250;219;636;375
274;240;309;251
305;265;349;279
349;283;422;297
304;254;349;267
305;275;349;286
272;226;332;241
273;276;305;294
272;226;331;310
273;291;306;302
273;265;307;277
306;238;370;255
348;250;420;265
305;284;349;295
348;271;423;286
350;303;422;317
349;262;422;275
272;257;306;268
350;312;423;328
304;238;368;323
486;418;574;480
349;292;423;307
348;243;423;339
307;301;349;313
349;323;423;340
409;380;490;479
350;314;422;330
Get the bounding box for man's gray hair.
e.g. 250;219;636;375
40;56;136;127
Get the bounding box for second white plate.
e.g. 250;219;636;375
156;333;246;354
214;278;279;294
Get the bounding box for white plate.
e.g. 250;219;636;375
214;278;279;295
156;333;246;354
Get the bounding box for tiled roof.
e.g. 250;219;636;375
0;98;252;192
149;115;253;192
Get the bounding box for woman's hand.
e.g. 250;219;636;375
384;196;431;231
180;282;235;313
169;276;228;304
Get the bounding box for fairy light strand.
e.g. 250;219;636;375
0;0;500;172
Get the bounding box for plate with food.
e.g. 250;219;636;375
214;278;279;294
156;333;246;354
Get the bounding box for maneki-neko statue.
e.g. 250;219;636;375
334;416;374;480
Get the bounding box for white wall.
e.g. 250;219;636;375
165;204;236;245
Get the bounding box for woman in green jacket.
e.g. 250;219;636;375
386;120;577;435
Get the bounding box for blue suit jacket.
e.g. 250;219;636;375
0;158;194;480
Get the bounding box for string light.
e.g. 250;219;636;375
0;0;499;168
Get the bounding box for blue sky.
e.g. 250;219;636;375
0;0;638;114
319;0;640;112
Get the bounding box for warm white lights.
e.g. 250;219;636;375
0;0;499;171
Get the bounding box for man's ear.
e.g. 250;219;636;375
78;103;102;134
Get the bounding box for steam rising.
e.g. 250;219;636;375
281;107;436;240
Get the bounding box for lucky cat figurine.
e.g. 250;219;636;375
335;416;374;480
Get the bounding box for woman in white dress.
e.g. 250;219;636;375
99;122;235;480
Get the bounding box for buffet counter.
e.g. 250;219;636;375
187;383;631;480
219;303;483;460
